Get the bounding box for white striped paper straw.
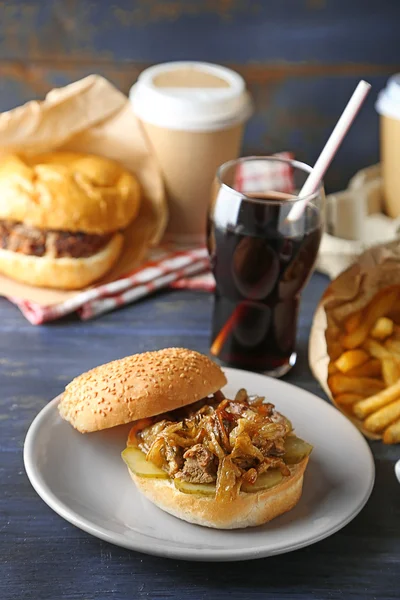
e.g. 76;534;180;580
286;80;371;222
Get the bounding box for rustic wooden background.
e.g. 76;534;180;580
0;0;399;191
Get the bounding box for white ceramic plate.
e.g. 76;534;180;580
24;368;375;562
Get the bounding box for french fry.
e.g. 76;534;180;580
370;317;394;340
364;399;400;433
382;357;400;386
363;338;392;360
326;339;343;362
335;349;369;373
364;288;398;324
393;324;400;338
383;419;400;444
384;338;400;358
340;325;369;350
328;362;339;375
353;379;400;419
334;393;364;406
341;289;398;350
346;359;382;379
328;374;384;396
344;311;362;334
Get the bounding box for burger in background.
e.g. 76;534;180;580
0;152;141;289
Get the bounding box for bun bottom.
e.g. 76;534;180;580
129;458;309;529
0;233;123;289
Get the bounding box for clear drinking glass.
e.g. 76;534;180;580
207;156;325;377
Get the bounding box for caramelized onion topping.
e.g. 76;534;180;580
133;389;293;501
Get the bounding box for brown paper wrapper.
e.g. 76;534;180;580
309;239;400;440
0;75;168;306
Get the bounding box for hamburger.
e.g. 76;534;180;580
0;152;141;289
59;348;312;529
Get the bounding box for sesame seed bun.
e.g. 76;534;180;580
128;458;309;529
58;348;227;433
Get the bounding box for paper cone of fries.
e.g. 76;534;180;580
310;239;400;444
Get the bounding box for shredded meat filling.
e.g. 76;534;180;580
133;389;293;501
176;444;217;484
0;220;112;258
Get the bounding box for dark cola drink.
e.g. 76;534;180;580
208;193;322;375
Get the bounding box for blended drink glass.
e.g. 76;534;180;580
207;156;324;377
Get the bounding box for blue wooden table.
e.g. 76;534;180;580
1;273;399;600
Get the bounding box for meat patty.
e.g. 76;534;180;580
175;444;217;484
0;220;112;259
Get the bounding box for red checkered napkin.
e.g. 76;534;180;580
8;246;213;325
170;272;215;291
234;152;294;194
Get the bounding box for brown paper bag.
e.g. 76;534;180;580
0;75;168;305
309;239;400;440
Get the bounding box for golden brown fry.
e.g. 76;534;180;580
326;339;343;362
346;359;382;379
340;325;369;350
383;419;400;444
334;393;364;406
328;374;384;396
353;379;400;419
382;357;400;387
341;289;398;350
364;399;400;433
335;349;369;373
370;317;394;340
364;288;399;324
344;312;362;334
384;338;400;358
328;362;339;375
363;338;392;360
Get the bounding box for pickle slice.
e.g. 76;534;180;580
121;447;168;479
241;469;283;493
174;479;216;496
283;436;313;465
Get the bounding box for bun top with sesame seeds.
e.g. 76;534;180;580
58;348;227;433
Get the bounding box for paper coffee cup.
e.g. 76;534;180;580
130;62;253;239
376;74;400;218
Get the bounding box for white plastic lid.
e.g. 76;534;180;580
129;61;253;132
376;74;400;120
